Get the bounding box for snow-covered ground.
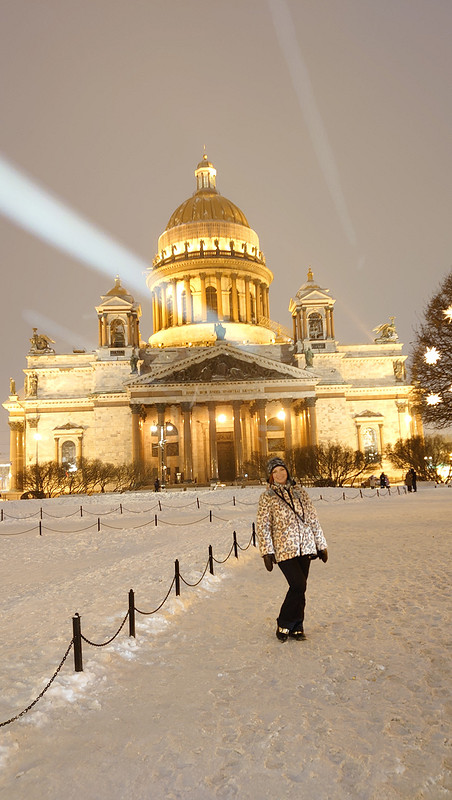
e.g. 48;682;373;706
0;484;451;800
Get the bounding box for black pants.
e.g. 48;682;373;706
277;555;311;630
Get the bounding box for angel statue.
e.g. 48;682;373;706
373;317;398;343
29;328;56;353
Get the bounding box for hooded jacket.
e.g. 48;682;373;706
256;484;327;562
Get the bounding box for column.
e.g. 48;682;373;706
102;314;108;346
98;316;103;346
216;273;224;320
54;438;59;463
9;421;21;491
292;315;297;341
130;405;143;466
181;402;193;481
245;277;251;322
232;401;243;479
255;399;267;461
161;284;168;328
282;398;293;454
253;280;261;321
378;423;384;454
156;403;166;481
356;424;363;452
207;402;219;481
231;274;239;321
330;307;335;339
264;286;270;319
183;277;192;323
302;308;307;340
200;273;207;321
305;398;318;446
172;279;179;326
77;436;83;466
325;308;331;338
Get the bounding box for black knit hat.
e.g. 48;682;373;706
266;457;293;483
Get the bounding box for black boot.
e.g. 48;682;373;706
276;625;290;642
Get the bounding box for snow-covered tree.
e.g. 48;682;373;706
411;271;452;428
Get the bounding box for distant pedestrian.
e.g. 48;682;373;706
410;468;417;492
369;475;377;489
154;477;161;492
256;457;328;643
405;470;413;492
379;472;386;489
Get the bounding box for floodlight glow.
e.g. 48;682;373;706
276;410;286;420
424;347;441;365
217;414;227;423
0;156;147;292
426;393;441;405
443;305;452;322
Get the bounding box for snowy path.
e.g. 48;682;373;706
0;486;451;799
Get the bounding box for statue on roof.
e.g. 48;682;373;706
372;317;398;343
29;328;55;353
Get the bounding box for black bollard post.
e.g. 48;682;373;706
120;503;123;514
360;489;363;498
97;517;101;532
342;492;346;501
128;589;136;638
0;509;3;522
209;509;212;522
158;499;162;511
80;505;83;517
252;521;256;547
208;545;214;575
72;614;83;672
40;507;43;520
233;496;236;506
233;531;238;558
39;520;42;536
197;497;200;509
155;514;158;526
377;489;380;497
175;559;181;596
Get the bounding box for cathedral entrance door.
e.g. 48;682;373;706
217;440;235;482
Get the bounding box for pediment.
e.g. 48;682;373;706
95;296;134;312
128;343;316;386
295;288;332;303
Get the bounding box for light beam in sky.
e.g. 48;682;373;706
22;310;95;353
267;0;357;249
0;155;148;293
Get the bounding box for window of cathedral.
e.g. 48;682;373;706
167;295;173;327
61;440;76;469
308;312;324;340
267;416;284;432
206;286;218;321
110;319;126;347
362;427;379;463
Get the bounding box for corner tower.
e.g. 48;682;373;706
146;154;275;346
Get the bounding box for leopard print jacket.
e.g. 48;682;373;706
256;484;327;563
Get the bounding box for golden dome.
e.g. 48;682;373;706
166;193;250;229
165;155;250;230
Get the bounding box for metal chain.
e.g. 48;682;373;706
81;611;129;647
134;577;176;615
179;558;211;587
0;639;74;728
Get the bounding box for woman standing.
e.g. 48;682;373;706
256;457;328;642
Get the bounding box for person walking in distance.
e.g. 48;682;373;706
256;457;328;642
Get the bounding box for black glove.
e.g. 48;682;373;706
263;553;276;572
318;549;328;563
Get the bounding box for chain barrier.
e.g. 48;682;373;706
80;611;130;647
134;577;176;616
0;639;74;729
179;558;211;588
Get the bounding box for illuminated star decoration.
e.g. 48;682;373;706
426;393;442;406
443;305;452;322
424;346;441;365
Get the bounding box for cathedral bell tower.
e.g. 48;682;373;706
289;269;337;355
95;277;142;352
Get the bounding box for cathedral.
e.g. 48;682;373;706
3;155;420;493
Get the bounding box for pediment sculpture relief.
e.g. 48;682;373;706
153;354;288;384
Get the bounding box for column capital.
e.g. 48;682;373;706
9;420;24;432
305;397;316;408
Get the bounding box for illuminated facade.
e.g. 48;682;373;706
3;156;420;492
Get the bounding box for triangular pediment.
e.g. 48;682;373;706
127;343;317;387
95;296;135;311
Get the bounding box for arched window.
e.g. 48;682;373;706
267;416;285;453
110;319;125;346
308;313;323;340
206;286;218;321
61;440;76;468
363;427;379;463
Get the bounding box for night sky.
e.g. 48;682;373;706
1;0;451;459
